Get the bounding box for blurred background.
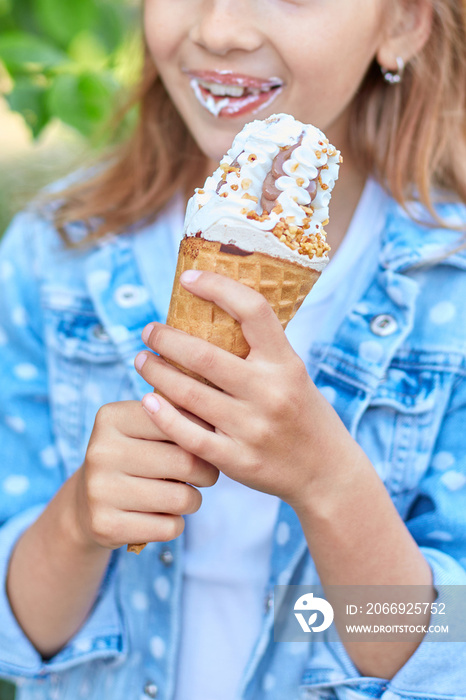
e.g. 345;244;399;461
0;0;141;236
0;0;140;696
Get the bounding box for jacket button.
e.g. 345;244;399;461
114;284;149;308
370;314;398;337
92;324;110;342
264;591;274;613
143;681;158;698
159;548;174;566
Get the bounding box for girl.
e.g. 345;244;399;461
1;1;466;699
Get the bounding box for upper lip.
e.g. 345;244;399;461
184;69;283;90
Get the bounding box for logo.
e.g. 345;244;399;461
294;592;334;633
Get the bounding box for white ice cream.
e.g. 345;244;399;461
184;113;342;270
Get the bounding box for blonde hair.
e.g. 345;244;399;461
53;1;466;244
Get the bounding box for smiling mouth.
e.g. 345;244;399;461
189;75;283;118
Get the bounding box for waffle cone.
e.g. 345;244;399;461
127;236;321;554
165;236;320;376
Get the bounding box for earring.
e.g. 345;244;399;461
381;56;405;84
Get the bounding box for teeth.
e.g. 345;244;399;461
198;80;245;97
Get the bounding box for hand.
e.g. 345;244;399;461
73;401;219;551
135;270;361;511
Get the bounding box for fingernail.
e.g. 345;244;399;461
181;270;202;284
134;352;148;372
142;393;161;414
142;323;155;344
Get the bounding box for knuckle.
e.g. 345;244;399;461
182;382;203;412
85;442;109;470
171;484;195;514
248;417;274;447
89;507;112;541
149;323;166;350
288;355;309;385
94;402;117;426
252;295;273;322
159;515;185;541
188;432;208;456
205;465;220;487
85;469;107;504
195;345;217;373
186;487;203;514
182;451;199;481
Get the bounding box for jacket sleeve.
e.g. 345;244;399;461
0;211;126;682
329;369;466;700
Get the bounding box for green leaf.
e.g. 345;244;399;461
94;2;125;54
0;0;12;20
0;32;66;73
34;0;98;48
6;76;50;137
47;71;116;137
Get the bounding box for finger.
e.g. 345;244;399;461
121;440;219;487
120;512;186;547
180;269;291;360
114;476;203;515
94;401;170;441
141;392;227;467
135;351;243;432
141;323;251;396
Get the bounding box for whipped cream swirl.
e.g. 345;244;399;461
184;113;342;269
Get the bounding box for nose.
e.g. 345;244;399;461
189;0;263;56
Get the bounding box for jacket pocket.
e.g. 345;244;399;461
42;290;134;475
357;364;448;501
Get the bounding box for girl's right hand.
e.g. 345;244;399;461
72;401;219;551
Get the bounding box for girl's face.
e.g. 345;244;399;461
144;0;389;163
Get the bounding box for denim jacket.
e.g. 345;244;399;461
1;193;466;700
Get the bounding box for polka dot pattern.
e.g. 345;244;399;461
131;591;149;612
359;340;384;364
108;325;131;343
73;639;93;653
319;386;337;405
276;521;290;546
0;260;14;281
13;363;39;381
87;270;111;292
4;415;26;433
54;383;81;405
11;306;28;326
149;636;165;659
386;284;406;307
440;471;466;492
263;673;276;692
40;445;59;469
431;452;455;471
2;475;30;496
430;301;456;325
427;530;454;542
153;576;170;601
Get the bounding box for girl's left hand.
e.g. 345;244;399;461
135;270;363;511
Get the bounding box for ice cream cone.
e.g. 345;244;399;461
163;236;320;383
127;113;341;554
126;237;320;555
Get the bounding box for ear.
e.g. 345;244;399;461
377;0;434;71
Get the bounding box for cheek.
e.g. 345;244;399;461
143;2;181;62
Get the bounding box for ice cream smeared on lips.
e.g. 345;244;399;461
184;113;342;271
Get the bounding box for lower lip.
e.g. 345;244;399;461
196;84;282;118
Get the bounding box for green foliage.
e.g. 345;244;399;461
0;0;140;140
0;679;15;700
